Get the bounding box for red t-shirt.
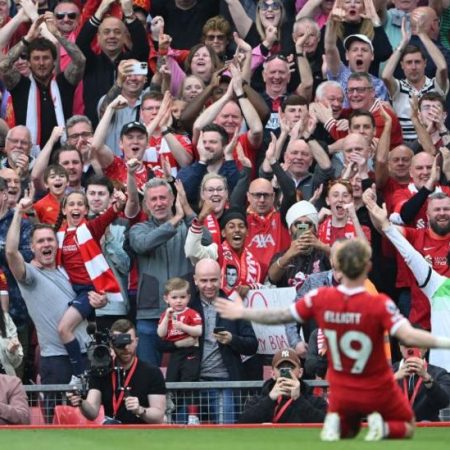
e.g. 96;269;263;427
158;307;202;342
245;210;290;281
403;227;450;329
34;192;61;225
292;285;405;390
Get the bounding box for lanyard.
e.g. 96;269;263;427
402;360;427;406
111;357;138;418
272;396;293;423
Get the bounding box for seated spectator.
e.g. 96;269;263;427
68;319;166;424
238;348;326;423
393;341;450;422
0;362;30;425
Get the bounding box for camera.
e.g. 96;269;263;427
406;348;421;359
86;326;131;378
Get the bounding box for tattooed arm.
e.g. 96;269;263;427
0;39;26;90
57;34;86;85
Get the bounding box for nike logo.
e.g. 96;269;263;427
423;247;435;251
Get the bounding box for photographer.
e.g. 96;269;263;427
239;348;326;424
393;343;450;422
68;319;166;424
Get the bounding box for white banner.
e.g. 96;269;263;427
244;287;297;355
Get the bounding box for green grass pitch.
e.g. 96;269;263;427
2;427;450;450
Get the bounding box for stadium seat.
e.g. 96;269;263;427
30;406;46;425
53;405;105;425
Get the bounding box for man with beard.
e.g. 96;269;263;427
387;192;450;331
177;124;240;205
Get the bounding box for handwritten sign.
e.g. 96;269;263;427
244;287;297;355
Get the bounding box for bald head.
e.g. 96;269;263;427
412;7;439;39
98;17;127;58
388;145;413;181
194;258;221;301
342;132;371;166
410;151;434;188
247;178;275;216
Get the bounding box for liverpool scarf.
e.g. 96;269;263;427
57;222;123;302
220;240;262;296
318;216;357;245
26;75;65;147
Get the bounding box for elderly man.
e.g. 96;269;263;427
128;178;208;366
0;168;21;208
1;126;33;183
76;0;149;125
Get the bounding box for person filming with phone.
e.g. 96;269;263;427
268;200;331;290
239;348;326;424
393;339;450;422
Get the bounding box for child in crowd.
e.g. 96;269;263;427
33;164;68;225
157;278;202;382
55;190;126;383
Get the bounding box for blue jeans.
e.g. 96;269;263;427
136;319;161;367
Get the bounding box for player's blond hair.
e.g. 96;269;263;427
335;239;372;280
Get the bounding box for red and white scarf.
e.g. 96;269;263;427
204;213;222;247
26;75;65;147
220;241;262;296
318;216;357;245
57;222;123;302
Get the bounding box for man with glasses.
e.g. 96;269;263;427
1;126;33;183
322;73;403;149
245;178;292;281
324;19;389;106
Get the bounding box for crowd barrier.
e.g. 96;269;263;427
24;380;329;425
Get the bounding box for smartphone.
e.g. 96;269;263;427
131;62;148;75
293;223;309;240
213;327;226;334
279;368;292;379
406;348;421;359
436;152;443;168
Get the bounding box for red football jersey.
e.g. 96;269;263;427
291;285;406;389
159;307;203;342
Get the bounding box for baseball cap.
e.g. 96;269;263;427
120;121;148;137
272;348;301;368
343;34;374;53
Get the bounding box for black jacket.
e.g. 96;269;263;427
392;361;450;422
239;378;327;424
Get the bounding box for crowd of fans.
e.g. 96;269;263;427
0;0;449;425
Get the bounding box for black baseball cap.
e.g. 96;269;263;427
120;121;148;137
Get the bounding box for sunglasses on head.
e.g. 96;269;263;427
265;53;288;63
259;1;282;11
55;12;78;20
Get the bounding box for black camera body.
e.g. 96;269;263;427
86;327;131;378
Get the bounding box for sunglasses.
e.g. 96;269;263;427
266;53;288;63
259;1;282;11
55;12;78;20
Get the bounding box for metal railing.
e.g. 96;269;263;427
24;380;329;425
